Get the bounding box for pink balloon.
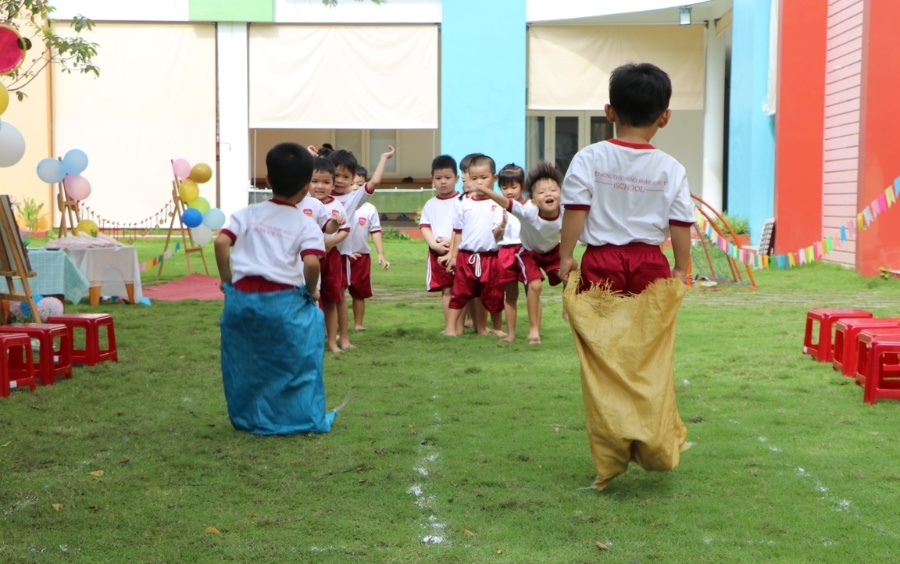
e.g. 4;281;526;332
64;174;92;200
172;158;191;180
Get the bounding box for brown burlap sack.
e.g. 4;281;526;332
563;269;689;490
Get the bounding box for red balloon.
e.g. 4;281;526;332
0;24;26;74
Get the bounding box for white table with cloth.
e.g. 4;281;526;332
63;246;144;306
0;248;90;304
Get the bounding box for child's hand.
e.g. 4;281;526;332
382;145;395;160
432;238;450;255
559;256;578;283
350;252;362;260
671;268;687;283
447;256;456;273
307;145;319;156
333;213;347;226
311;288;320;301
378;254;391;270
437;254;451;267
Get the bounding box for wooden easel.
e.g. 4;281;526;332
56;178;82;237
0;195;42;323
158;167;209;277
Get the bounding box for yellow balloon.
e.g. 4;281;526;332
75;219;99;237
189;163;212;184
0;83;8;116
178;179;199;203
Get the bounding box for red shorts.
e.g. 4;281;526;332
426;249;454;292
497;244;524;284
579;243;670;295
346;253;373;299
449;250;504;313
520;244;562;286
319;247;344;303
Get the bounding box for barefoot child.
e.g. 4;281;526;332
494;163;526;342
444;154;506;336
419;154;461;331
343;166;390;331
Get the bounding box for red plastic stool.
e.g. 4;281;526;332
0;324;72;385
0;332;36;397
803;308;873;362
46;314;118;367
861;336;900;404
833;318;900;376
854;327;900;387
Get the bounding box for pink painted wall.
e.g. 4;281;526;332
822;0;864;267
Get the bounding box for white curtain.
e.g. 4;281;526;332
248;24;438;129
528;25;706;111
52;23;217;224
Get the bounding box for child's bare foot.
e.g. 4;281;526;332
354;325;366;331
501;334;515;343
340;341;356;350
490;329;508;338
463;319;474;328
328;343;343;353
528;337;542;345
441;329;458;337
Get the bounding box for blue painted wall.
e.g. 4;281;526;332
440;0;526;174
728;0;774;243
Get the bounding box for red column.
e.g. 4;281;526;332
773;0;827;255
856;0;900;275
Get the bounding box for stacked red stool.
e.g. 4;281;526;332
0;323;72;386
45;313;117;367
853;328;900;404
0;332;37;398
803;308;873;362
832;318;900;376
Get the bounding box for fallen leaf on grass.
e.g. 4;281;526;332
595;541;609;550
375;449;386;456
206;526;222;535
88;505;99;512
462;528;476;536
88;470;104;477
1;441;10;447
496;549;504;554
52;503;61;511
119;458;131;464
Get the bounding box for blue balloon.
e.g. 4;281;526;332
182;208;203;228
36;157;66;184
202;208;226;230
62;148;89;175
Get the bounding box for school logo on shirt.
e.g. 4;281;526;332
331;210;341;218
301;208;313;217
358;217;367;226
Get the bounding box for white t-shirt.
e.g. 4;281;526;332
319;196;351;247
452;195;505;252
419;192;460;242
298;194;331;231
561;138;695;246
221;199;325;287
333;182;373;219
508;199;561;253
498;208;521;246
342;202;382;255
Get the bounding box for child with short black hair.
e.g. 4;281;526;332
495;163;526;342
215;142;338;435
342;165;390;333
420;155;461;331
559;62;694;490
444;154;506;336
310;157;351;353
475;160;563;344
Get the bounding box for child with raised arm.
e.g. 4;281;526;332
328;146;394;350
215;142;337;435
342;166;390;332
558;63;694;490
419;154;461;331
310;157;351;353
494;163;525;342
444;154;506;336
474;160;563;345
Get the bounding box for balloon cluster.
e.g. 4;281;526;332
0;82;26;168
172;159;225;246
36;148;93;202
8;295;65;322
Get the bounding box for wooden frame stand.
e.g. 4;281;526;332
158;168;209;277
0;195;42;322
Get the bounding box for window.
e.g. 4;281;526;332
525;112;613;174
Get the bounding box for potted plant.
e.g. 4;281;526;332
717;213;751;247
15;197;49;238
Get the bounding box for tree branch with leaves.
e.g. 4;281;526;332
1;0;99;100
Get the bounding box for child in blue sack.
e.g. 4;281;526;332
214;142;338;435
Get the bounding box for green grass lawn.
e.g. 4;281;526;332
3;237;900;562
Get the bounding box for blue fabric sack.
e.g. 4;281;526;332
220;284;336;435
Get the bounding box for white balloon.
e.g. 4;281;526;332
190;224;213;246
0;120;26;167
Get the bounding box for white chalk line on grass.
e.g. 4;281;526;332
406;397;450;546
